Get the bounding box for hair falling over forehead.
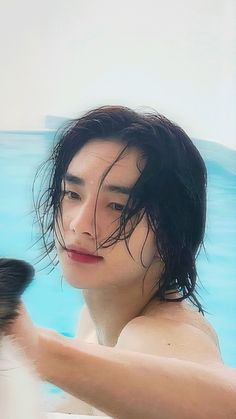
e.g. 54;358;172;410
33;105;207;313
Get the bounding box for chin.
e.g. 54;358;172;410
0;258;46;419
64;276;82;288
60;260;97;288
63;273;96;289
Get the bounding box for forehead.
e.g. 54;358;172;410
67;139;144;182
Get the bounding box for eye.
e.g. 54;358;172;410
109;203;125;212
64;190;80;200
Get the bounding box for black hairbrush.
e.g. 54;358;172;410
0;258;35;330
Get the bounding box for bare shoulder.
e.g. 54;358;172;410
116;300;223;366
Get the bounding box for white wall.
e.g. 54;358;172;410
0;0;235;148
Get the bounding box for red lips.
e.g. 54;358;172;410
66;246;103;264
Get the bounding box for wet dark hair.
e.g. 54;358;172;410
34;106;207;313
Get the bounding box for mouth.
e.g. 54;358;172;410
65;247;103;264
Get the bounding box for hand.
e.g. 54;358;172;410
5;301;39;362
6;302;64;380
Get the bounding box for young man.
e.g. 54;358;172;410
9;106;236;418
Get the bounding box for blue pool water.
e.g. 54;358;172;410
0;131;235;368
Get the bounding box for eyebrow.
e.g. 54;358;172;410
64;173;132;196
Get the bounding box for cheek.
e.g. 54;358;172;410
125;223;158;267
56;206;66;229
53;216;66;250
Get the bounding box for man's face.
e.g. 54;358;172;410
55;139;162;290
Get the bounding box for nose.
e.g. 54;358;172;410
69;202;99;239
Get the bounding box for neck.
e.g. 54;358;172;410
82;278;159;347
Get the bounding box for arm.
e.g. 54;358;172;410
44;305;94;415
38;330;236;419
6;303;94;415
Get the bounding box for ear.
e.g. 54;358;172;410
153;249;162;261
